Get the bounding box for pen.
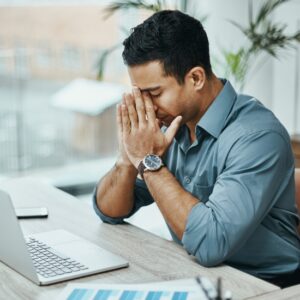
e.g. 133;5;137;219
195;276;210;300
196;276;217;300
195;276;232;300
216;277;222;300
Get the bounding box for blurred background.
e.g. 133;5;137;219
0;0;300;239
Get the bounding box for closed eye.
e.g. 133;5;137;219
151;93;161;98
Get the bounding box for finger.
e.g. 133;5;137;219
121;103;131;135
125;93;138;129
156;118;163;129
118;93;127;133
132;86;146;124
116;103;123;133
165;116;182;145
143;92;156;125
122;93;127;106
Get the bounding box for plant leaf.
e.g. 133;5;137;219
104;0;162;20
255;0;290;25
228;19;246;35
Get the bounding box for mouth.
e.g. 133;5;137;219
157;115;173;126
157;115;168;122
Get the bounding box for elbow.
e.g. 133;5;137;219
95;207;126;224
193;251;225;267
93;194;125;225
100;216;125;225
182;230;229;267
182;204;231;267
183;236;229;267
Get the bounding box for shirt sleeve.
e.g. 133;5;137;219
182;131;291;267
93;177;154;224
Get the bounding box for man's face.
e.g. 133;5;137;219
128;61;196;126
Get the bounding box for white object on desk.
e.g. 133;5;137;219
57;280;210;300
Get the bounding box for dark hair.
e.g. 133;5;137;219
122;10;212;84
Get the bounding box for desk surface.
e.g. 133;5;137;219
247;284;300;300
0;178;279;300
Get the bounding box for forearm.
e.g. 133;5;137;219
96;160;138;218
143;166;199;239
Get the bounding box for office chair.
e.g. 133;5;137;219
267;170;300;288
295;168;300;234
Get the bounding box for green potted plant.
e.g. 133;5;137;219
218;0;300;91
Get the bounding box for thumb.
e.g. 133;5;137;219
156;118;163;129
165;116;182;145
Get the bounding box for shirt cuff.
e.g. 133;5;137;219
182;202;210;255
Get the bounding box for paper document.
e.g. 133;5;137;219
57;281;209;300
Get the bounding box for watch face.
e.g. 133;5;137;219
144;154;162;170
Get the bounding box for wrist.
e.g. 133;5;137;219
143;165;166;178
133;158;144;170
115;157;137;173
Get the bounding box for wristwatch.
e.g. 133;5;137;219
138;154;164;179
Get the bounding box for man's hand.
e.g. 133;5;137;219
116;95;134;167
121;87;182;168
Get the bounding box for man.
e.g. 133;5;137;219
93;10;300;287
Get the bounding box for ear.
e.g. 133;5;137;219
185;67;206;91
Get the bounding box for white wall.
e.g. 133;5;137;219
201;0;300;134
272;2;300;134
201;1;273;108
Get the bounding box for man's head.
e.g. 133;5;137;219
122;10;212;84
122;10;218;128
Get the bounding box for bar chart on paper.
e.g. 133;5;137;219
57;283;207;300
68;289;189;300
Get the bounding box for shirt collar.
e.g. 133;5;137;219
197;79;237;138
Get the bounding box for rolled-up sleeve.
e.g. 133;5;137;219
93;177;154;224
182;131;290;267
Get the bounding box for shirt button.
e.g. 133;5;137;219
184;176;191;184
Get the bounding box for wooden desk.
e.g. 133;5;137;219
247;284;300;300
0;178;279;300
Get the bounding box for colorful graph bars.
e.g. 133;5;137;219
67;288;189;300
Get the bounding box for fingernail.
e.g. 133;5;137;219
133;86;140;95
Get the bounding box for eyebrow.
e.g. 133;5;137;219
140;86;161;92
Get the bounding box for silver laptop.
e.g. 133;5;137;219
0;190;129;285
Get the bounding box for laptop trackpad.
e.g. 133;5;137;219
54;240;121;266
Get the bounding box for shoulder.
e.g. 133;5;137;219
217;94;293;167
220;94;290;146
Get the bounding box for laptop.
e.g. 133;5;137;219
0;190;129;285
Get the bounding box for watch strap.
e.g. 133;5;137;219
137;155;164;179
137;160;147;179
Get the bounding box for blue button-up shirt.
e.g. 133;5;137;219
93;80;300;279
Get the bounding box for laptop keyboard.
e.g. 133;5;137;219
26;237;88;278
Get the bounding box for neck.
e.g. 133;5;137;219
187;74;223;142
